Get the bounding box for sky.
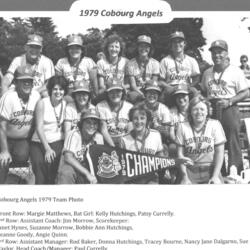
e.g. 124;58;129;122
53;15;250;66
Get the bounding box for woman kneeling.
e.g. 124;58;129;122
57;109;103;184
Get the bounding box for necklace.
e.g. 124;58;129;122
19;97;29;123
109;100;124;127
213;64;229;85
172;54;185;74
136;57;149;81
108;56;120;77
133;128;150;153
191;118;208;153
52;102;63;129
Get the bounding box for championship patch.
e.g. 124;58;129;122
97;151;122;178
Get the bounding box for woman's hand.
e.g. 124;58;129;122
175;157;194;167
180;175;192;185
87;174;98;184
0;151;12;167
45;148;56;164
208;176;222;184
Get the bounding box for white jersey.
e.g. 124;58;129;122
143;101;171;129
0;89;40;139
32;97;66;143
97;57;128;85
63;129;103;165
96;100;132;143
170;106;188;132
201;64;249;99
126;57;160;88
121;129;163;155
55;57;96;91
7;54;55;90
175;119;226;167
160;54;200;85
65;102;95;130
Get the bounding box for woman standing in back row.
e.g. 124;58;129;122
93;34;128;104
55;34;98;99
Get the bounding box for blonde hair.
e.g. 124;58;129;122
187;95;211;124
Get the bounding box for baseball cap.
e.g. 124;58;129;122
137;35;151;45
72;80;90;94
67;34;83;47
144;80;161;93
209;40;228;52
15;66;34;80
26;34;43;47
81;108;101;121
106;79;124;92
169;31;185;40
172;84;189;96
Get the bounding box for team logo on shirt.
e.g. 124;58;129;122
97;151;122;178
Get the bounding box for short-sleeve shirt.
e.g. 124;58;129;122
65;102;95;130
7;54;55;90
55;57;96;91
97;57;128;86
142;101;171;130
121;129;163;155
170;106;188;133
96;100;132;143
201;65;249;99
175;119;226;167
160;55;200;85
126;57;160;88
63;129;103;165
0;89;40;139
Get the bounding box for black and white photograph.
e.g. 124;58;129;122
1;16;250;185
1;0;250;249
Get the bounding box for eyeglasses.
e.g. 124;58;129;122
241;60;247;63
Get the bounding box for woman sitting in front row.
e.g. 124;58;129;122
57;109;103;184
176;95;226;184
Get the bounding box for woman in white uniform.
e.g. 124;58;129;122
120;103;164;184
176;95;226;184
55;34;98;98
64;79;114;146
96;79;133;147
57;109;103;184
93;34;128;104
126;35;160;104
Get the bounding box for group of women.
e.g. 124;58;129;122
8;32;228;185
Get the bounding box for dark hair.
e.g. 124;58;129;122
128;103;152;128
173;92;190;107
103;34;125;59
240;55;248;62
187;95;211;124
47;76;68;97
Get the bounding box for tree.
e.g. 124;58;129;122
27;18;65;64
0;18;30;72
